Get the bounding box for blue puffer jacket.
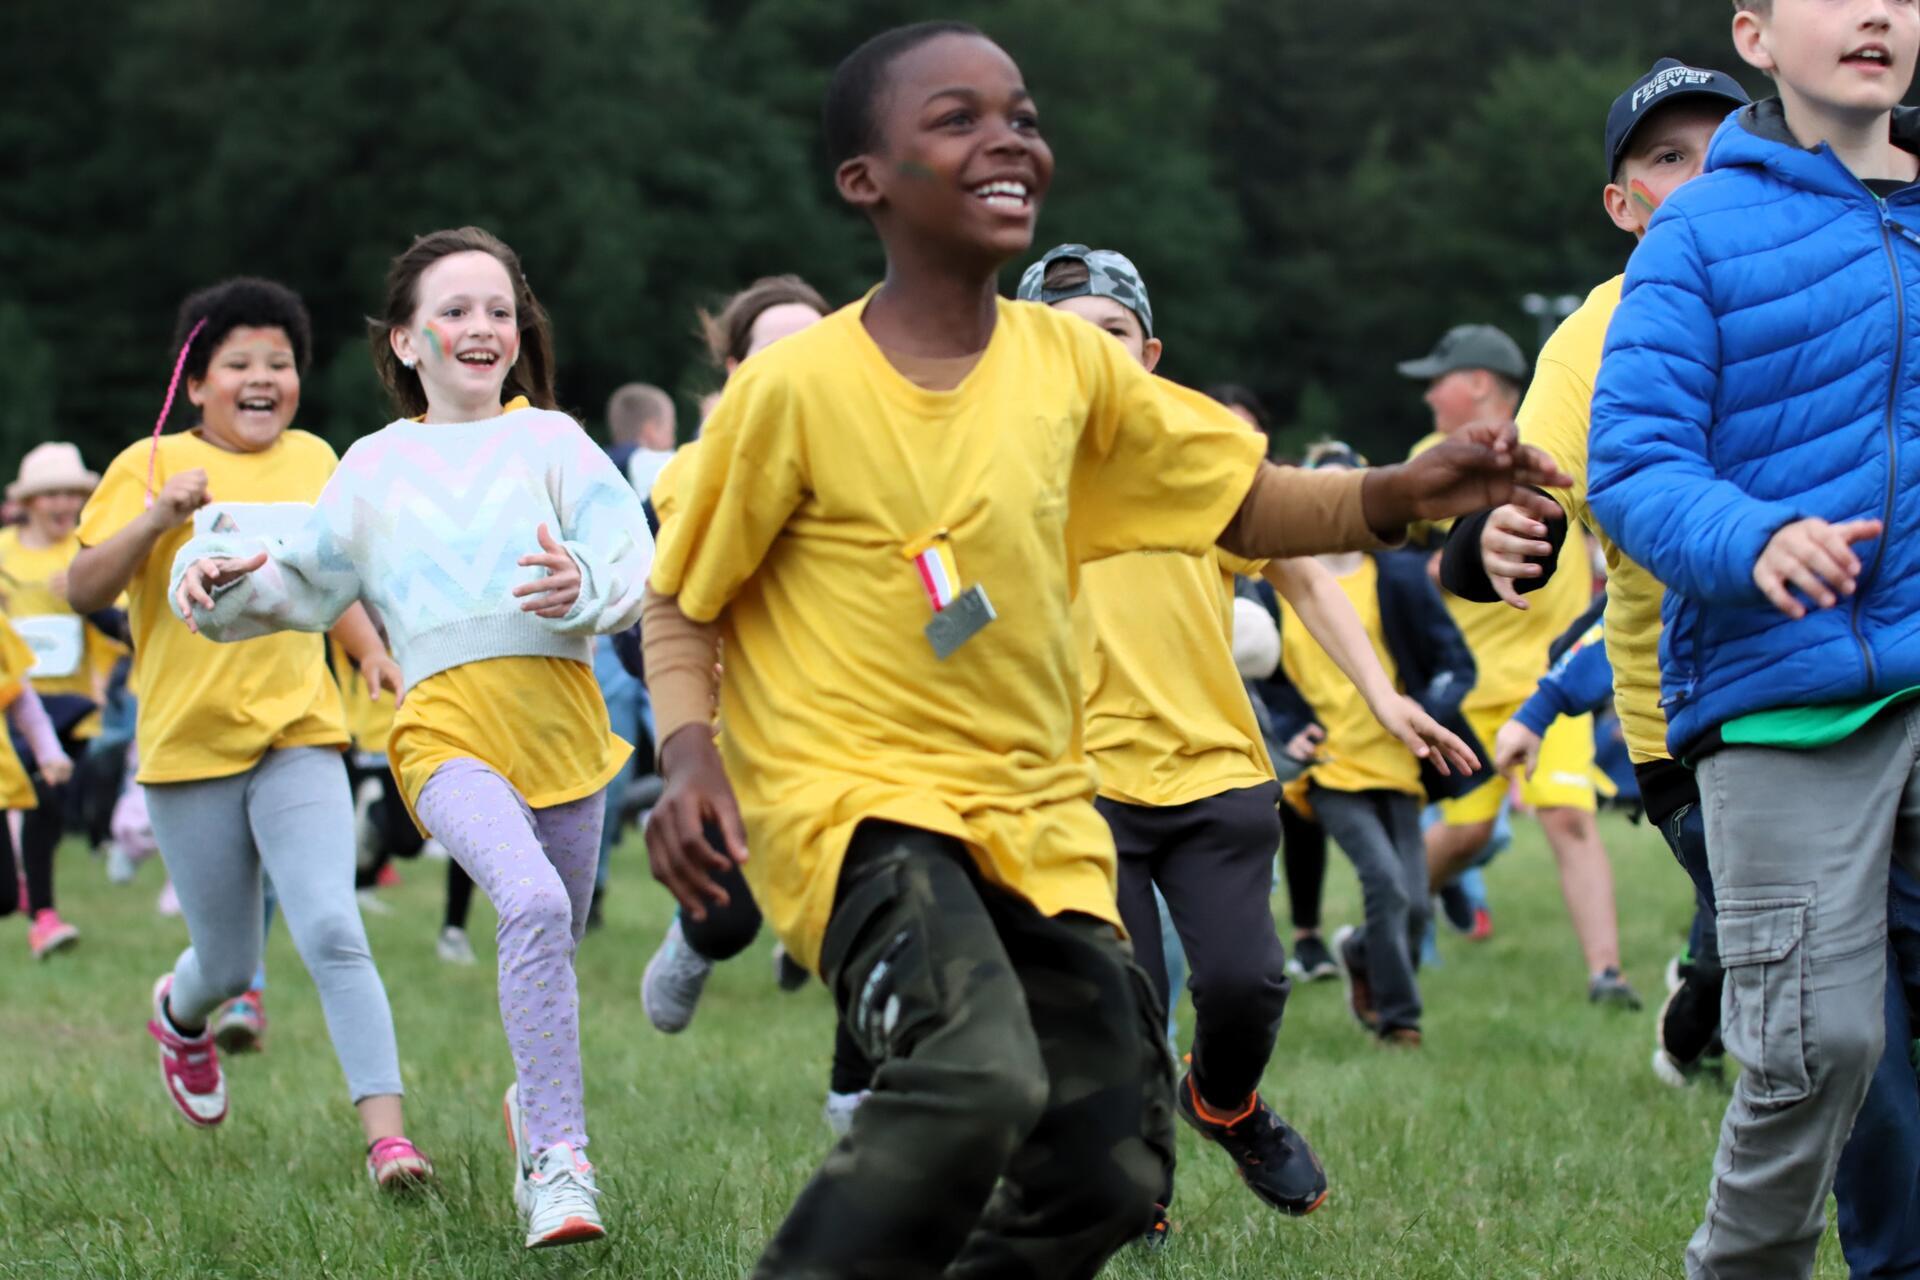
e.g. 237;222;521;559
1589;100;1920;758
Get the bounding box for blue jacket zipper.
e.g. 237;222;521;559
1863;194;1912;694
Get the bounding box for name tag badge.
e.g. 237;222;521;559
904;530;996;660
925;584;997;661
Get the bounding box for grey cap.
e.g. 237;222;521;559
1396;324;1528;381
1016;243;1154;338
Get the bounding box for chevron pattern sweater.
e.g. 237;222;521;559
170;405;654;688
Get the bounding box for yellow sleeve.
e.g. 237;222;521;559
1514;354;1592;521
0;617;34;709
1219;550;1267;578
77;442;150;548
651;443;695;527
1068;332;1266;565
646;368;807;623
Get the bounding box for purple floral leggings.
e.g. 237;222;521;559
415;758;603;1154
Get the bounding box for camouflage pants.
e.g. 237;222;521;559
753;820;1176;1280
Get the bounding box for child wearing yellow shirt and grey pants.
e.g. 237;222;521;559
173;229;653;1251
69;277;430;1190
1276;445;1483;1047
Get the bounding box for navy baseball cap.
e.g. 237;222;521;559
1605;58;1749;178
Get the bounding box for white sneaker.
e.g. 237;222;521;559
436;926;477;966
641;918;712;1034
823;1089;870;1139
503;1083;604;1249
355;888;393;917
156;881;181;917
106;842;137;885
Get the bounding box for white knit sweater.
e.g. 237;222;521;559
171;406;654;687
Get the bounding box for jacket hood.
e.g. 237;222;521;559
1705;98;1920;196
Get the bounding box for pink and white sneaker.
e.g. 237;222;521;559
28;909;78;960
146;975;227;1128
367;1136;436;1192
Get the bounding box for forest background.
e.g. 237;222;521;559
0;1;1821;470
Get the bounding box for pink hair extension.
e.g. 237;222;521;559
145;317;207;509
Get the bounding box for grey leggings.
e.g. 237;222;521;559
146;746;403;1102
1309;784;1429;1032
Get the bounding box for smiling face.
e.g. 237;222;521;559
1736;0;1919;128
1604;99;1733;237
390;250;520;420
25;491;85;542
838;33;1055;269
187;326;300;453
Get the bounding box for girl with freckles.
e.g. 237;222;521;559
170;228;654;1250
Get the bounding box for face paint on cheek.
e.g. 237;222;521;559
898;160;937;181
422;323;453;363
1630;179;1662;216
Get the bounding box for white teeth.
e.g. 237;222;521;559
973;180;1028;201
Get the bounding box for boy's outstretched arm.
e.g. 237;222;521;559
1217;424;1570;561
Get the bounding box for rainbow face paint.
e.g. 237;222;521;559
898;160;937;181
421;322;452;363
1630;179;1661;215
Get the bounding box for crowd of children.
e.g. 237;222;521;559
14;5;1920;1275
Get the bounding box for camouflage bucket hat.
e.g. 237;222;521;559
1016;243;1154;338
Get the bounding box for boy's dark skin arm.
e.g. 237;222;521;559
643;429;1573;919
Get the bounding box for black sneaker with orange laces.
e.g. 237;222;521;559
1174;1070;1329;1217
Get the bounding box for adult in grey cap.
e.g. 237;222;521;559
1398;324;1530;445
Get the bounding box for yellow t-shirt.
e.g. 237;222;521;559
1518;274;1668;764
1076;548;1275;807
1409;433;1595;713
0;527;126;736
76;430;349;784
0;617;42;809
330;639;396;755
389;656;631;825
649;297;1267;971
1279;557;1423;800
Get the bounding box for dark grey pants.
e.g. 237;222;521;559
1687;708;1920;1279
1309;785;1428;1032
1104;782;1290;1110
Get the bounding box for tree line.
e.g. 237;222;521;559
2;0;1774;474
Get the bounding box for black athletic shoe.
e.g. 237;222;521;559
1438;880;1477;935
1287;935;1340;983
1653;964;1725;1088
1175;1071;1329;1217
1136;1202;1172;1251
1588;966;1644;1011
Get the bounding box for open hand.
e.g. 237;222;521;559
1481;500;1564;610
645;727;749;922
1365;423;1572;536
1754;518;1882;619
1493;719;1543;780
174;552;268;633
1376;694;1480;777
514;523;581;618
149;469;211;531
360;652;405;706
37;754;72;787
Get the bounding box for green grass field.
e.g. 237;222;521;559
0;813;1852;1279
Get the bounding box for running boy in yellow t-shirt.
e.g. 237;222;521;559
1019;243;1476;1227
640;22;1568;1277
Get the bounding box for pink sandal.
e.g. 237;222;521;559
367;1135;436;1191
